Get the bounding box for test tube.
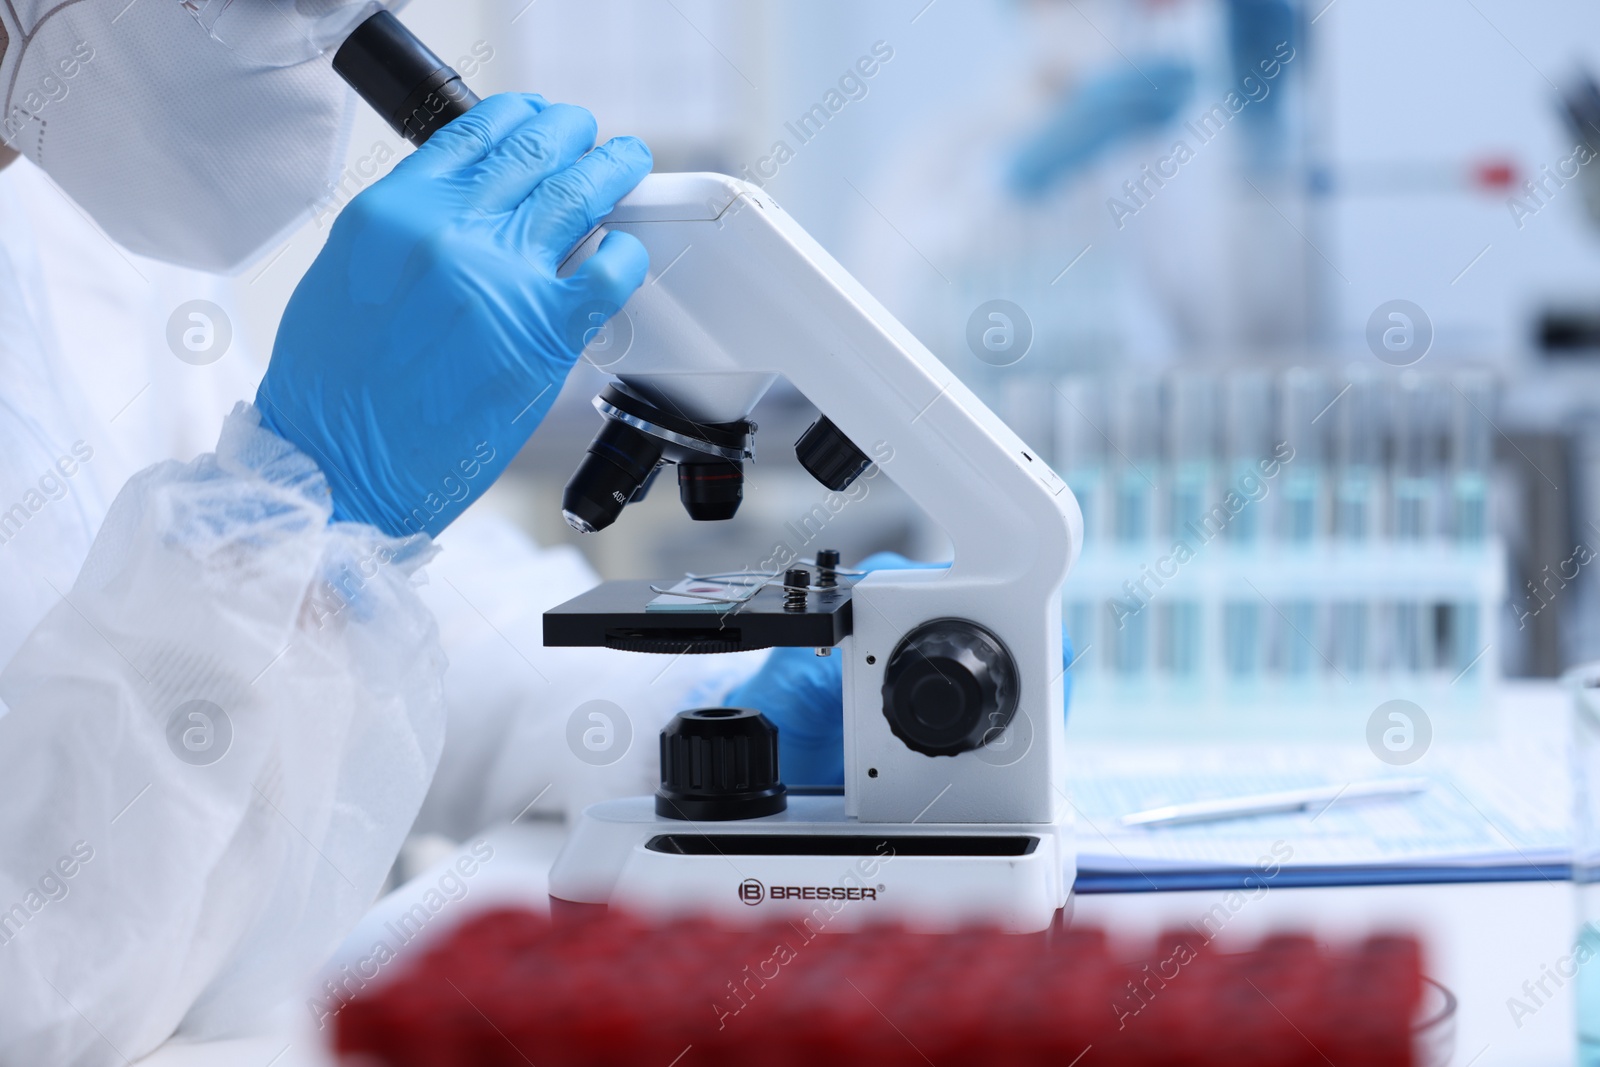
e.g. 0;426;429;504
1110;376;1160;676
1330;368;1387;676
1450;370;1493;544
1166;370;1219;538
1055;376;1106;680
1448;371;1495;679
1220;371;1274;678
1278;368;1329;543
1276;368;1328;677
1111;377;1160;545
1333;368;1386;539
1055;377;1107;545
1223;371;1275;545
1390;374;1446;674
1160;371;1216;678
1391;373;1445;541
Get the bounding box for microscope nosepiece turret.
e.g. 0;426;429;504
562;383;756;532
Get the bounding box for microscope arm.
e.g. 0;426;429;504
563;174;1082;824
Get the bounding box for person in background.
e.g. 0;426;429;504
847;0;1302;376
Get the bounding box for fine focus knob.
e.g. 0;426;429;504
657;708;787;821
882;620;1019;757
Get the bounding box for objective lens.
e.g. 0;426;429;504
678;460;744;522
562;420;666;533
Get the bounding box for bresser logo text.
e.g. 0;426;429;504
771;886;879;901
737;879;879;905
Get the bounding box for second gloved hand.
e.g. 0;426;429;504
724;553;1075;785
258;94;652;538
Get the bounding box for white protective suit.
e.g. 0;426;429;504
0;159;755;1064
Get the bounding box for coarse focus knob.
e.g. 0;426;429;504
657;708;787;821
881;619;1019;757
795;416;871;491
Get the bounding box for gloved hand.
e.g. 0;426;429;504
725;553;1075;785
258;93;652;538
1008;59;1194;197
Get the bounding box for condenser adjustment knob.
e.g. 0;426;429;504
656;708;787;821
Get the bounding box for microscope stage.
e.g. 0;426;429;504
543;578;853;654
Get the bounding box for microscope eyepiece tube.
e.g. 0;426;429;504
332;9;479;146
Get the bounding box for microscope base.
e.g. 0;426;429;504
548;794;1074;933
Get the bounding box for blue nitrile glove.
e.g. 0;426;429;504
726;553;1075;785
1008;59;1194;197
257;94;652;538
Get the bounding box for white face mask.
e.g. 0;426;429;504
0;0;400;274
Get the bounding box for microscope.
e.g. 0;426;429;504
328;9;1082;932
540;173;1082;932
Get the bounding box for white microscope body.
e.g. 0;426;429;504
545;174;1082;933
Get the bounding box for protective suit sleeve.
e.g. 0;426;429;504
0;403;446;1066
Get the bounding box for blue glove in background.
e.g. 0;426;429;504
1009;59;1194;197
725;553;1075;786
258;94;652;538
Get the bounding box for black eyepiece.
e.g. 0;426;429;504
562;420;666;534
333;10;479;146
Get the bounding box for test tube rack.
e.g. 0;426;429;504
333;908;1430;1066
1000;365;1505;737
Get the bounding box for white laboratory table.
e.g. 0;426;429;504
136;819;1577;1067
139;682;1581;1067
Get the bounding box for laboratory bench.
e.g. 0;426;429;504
138;682;1581;1067
132;819;1574;1067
